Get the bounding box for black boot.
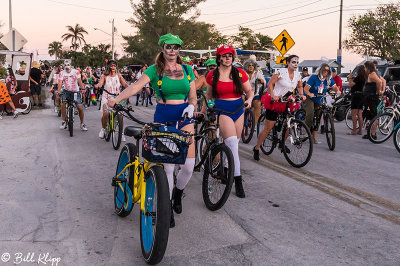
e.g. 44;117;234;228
253;146;260;161
234;176;245;198
172;188;183;214
170;201;175;228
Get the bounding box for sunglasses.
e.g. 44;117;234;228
164;44;181;51
208;65;216;69
221;54;233;59
322;68;330;72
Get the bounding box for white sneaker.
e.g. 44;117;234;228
122;134;126;142
99;128;105;138
313;138;321;144
60;121;67;129
80;123;88;131
0;115;2;120
13;111;19;118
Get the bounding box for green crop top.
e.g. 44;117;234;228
144;64;195;100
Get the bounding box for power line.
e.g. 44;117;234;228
217;0;323;30
252;8;372;31
47;0;132;14
200;0;319;15
219;4;379;33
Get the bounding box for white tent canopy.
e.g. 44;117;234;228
180;49;216;58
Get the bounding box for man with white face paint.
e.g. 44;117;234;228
57;60;88;131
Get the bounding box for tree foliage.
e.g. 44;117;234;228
344;3;400;60
61;24;88;51
61;43;113;67
123;0;227;64
230;26;273;50
48;41;63;59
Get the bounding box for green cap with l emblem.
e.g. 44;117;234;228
205;59;217;66
158;33;183;47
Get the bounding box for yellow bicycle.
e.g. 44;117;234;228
111;104;192;264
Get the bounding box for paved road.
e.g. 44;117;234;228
1;92;399;265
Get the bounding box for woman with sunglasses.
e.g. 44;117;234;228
253;55;304;160
107;33;197;228
303;63;339;144
204;45;254;198
95;60;129;140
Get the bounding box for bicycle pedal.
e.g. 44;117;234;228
111;177;127;186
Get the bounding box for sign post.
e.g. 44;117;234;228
272;29;295;65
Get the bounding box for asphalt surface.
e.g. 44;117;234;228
1;91;399;266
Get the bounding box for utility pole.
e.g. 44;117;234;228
9;0;15;51
111;18;115;60
337;0;343;74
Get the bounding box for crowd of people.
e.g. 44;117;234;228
1;32;394;230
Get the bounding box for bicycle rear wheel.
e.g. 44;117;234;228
241;109;255;143
202;143;234;211
114;143;135;217
68;105;73;137
393;124;400;153
367;112;396;144
105;114;112;142
282;119;313;168
345;106;355;130
257;114;276;155
324;113;335;151
140;165;170;265
112;113;123;150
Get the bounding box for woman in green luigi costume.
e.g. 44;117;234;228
108;33;197;228
195;59;217;92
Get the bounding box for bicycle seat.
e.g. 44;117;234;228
124;126;142;139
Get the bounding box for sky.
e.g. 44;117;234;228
0;0;396;72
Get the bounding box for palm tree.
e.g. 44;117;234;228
48;41;63;59
61;24;88;51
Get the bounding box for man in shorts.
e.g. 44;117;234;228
57;61;88;131
29;61;43;106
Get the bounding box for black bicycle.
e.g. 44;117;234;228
194;92;246;211
62;91;80;137
103;89;123;150
256;94;313;168
312;93;336;151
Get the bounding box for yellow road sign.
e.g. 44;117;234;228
272;30;295;56
276;56;287;65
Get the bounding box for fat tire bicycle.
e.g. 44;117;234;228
194;92;245;210
256;94;313;168
111;104;192;264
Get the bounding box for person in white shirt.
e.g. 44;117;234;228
253;55;305;160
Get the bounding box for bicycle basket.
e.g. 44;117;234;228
142;125;192;164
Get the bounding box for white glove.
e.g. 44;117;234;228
182;104;195;118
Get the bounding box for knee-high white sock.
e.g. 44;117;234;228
224;136;241;176
175;158;195;190
163;163;175;199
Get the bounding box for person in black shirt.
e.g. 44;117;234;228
348;66;366;135
29;61;43;106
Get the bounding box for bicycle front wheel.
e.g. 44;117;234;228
112;114;123;150
194;129;212;171
241;109;255;143
140;165;170;265
202;143;234;211
367;112;396;144
282;119;313;168
68;105;73;137
114;143;136;217
393;124;400;153
324;113;336;151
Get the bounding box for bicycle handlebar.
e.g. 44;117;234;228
197;90;248;115
114;104;147;125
